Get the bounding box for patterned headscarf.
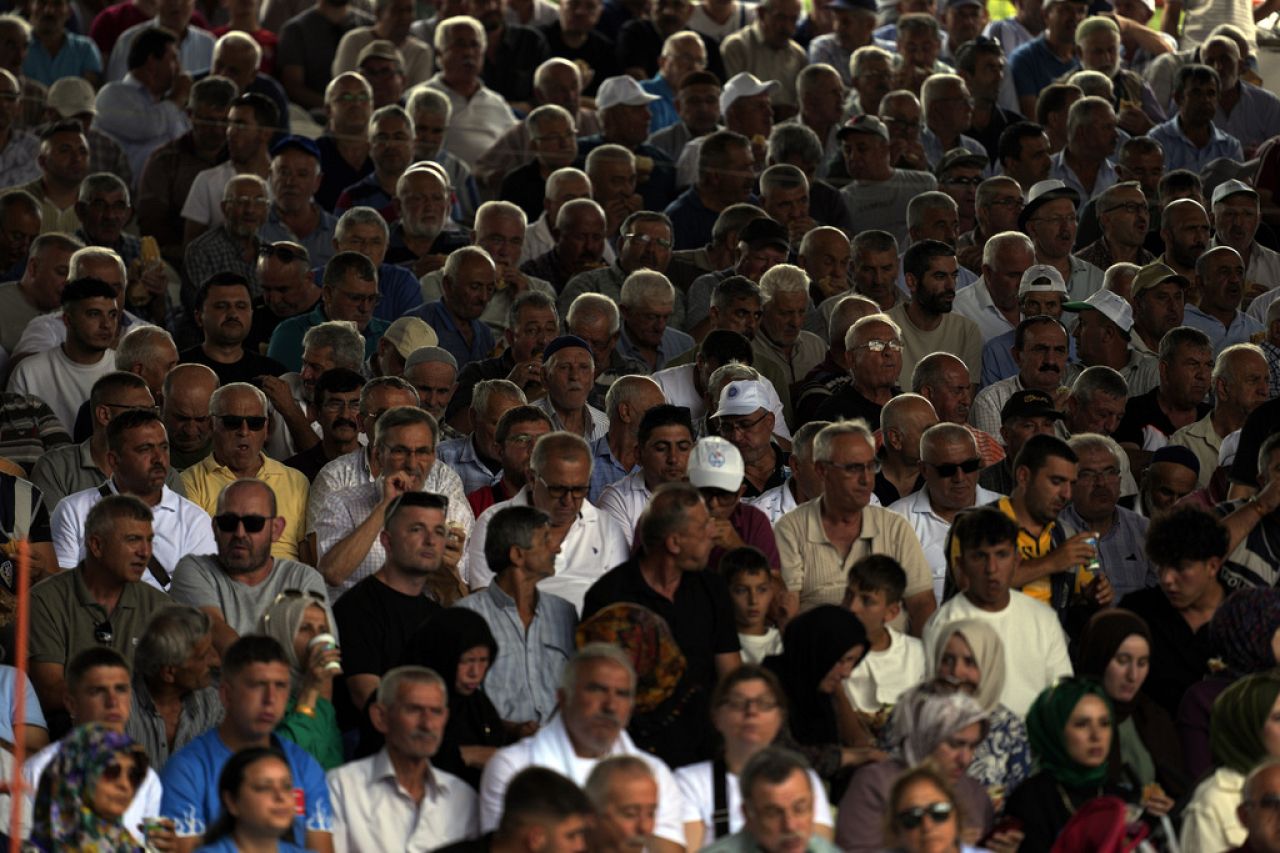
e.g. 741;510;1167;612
32;723;148;853
1211;670;1280;775
1209;589;1280;676
1026;679;1113;788
576;603;687;713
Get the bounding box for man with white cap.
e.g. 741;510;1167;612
837;114;938;246
577;76;677;213
1210;180;1280;326
1182;244;1262;354
1063;288;1159;393
424;16;518;168
713;379;790;497
980;262;1075;385
1021;179;1104;302
676;72;777;189
597;404;694;545
721;0;805;113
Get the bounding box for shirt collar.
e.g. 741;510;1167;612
372;747;445;797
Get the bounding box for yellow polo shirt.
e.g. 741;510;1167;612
994;496;1055;605
180;453;310;561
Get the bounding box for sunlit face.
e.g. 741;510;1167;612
562;659;634;755
743;768;814;853
936;633;980;694
595;773;658;851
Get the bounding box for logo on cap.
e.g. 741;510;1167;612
728;387;739;398
709;449;726;468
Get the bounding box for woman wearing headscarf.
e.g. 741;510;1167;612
1178;588;1280;780
761;604;873;798
1075;608;1186;806
1003;679;1124;851
256;591;343;770
30;722;150;853
836;680;995;853
1181;670;1280;852
930;620;1031;800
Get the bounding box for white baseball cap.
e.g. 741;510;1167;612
1018;264;1068;297
713;380;771;419
595;76;661;111
1063;288;1133;334
687;437;745;492
720;72;780;115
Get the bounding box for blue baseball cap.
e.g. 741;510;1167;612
270;134;321;160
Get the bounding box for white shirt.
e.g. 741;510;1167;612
51;481;218;589
652;363;791;440
479;716;686;845
737;628;782;664
327;749;478;853
106;19;214;82
744;481;799;524
888;485;1003;604
179;161;238;229
1242;243;1280;326
519;214;617;267
424;75;517;168
951;277;1019;341
464;485;629;613
843;625;926;713
11;309;149;360
596;469;650;546
675;762;830;841
922;590;1074;717
22;740;163;843
7;345;118;432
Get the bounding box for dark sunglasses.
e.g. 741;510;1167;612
896;802;954;830
101;758;147;788
218;415;268;431
928;458;983;477
94;617;113;645
258;243;309;265
214;513;273;533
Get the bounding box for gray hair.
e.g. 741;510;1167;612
561;642;637;695
712;203;768;246
844;312;903;352
434;15;486;55
852;229;899;257
892;681;989;766
335;206;390;243
813;419;875;462
325;71;373;104
1067;71;1114;100
1070;365;1128;405
78;172;130;205
85;494;152;542
115;325;175;370
1214;341;1267;384
545;166;592;201
210;381;269;417
507;289;557;331
555;197;606;231
584;756;655;808
443;245;496;281
920;421;976;460
791;420;831;463
767;123;823;170
981;231;1034;269
797;63;843;99
1158;325;1213;365
739;748;812;804
531;431;591;477
1067;431;1124;467
477;199;529;234
920;73;966;121
374;404;438;447
568;292;621;335
829;294;879;345
1244;757;1280;803
484;504;553;576
1103;261;1140;293
619;269;675;308
302;320;366;371
404;346;458;373
527;102;575;135
911;351;968;394
359;375;417;414
759;163;808;197
758;264;809;306
191;74;238;109
707;363;760;403
222;173;268;203
133;606;213;681
585;143;636;176
29;231;83;260
0;13;30;37
907;191;958;228
473;378;527;415
376;665;448;707
214;29;262;67
1067;95;1115;138
407;86;451;122
368;103;412;139
605;375;662;420
851;44;892;78
534;57;581;92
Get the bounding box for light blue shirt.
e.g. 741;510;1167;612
1215;81;1280;152
437;434;501;496
105;19;214;82
1148;115;1244;174
922;127;988;170
982;327;1078;387
93;73;191;190
589;433;632;504
616;324;693;372
1182;303;1263;354
22;32;101;86
259;204;338;270
1050;149;1119;207
640;74;678;133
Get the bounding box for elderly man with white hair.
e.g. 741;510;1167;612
920;73;988;168
424;15;517;167
406;86;481;224
559;210;682;324
1048;95;1120;205
499;104;582;221
567;292;648;411
752;263;824;392
404;245;498;371
535;334;610;441
953;231;1036;340
616;270;693;373
521;197;610;293
519;167;616;267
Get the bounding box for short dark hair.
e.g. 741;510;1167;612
717;545;771;585
697;329;754;366
66;647;129;695
495;404;553;445
322;251;377;288
1146;504;1229;567
127;27;177;71
1013;433;1077;477
231;92;280;132
949;506;1019;554
382;490;448;530
90;371;149;411
197;272;253;309
1158;169;1202;200
60;276;117;307
484;505;552;576
40;120;85;142
314;367;366;409
847;554;907;604
1036;83;1081;126
637;404;693;447
1175;62;1220;97
106;407;164;453
1013;314;1065;351
222;635;289;681
902;239;954;284
497;768;594;837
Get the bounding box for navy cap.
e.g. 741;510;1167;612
1151;444;1200;475
542;335;594;364
270;134;321;160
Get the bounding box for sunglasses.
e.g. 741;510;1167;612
101;758;147;789
213;513;273;533
218;415;268;431
928;458;982;477
259;243;309;265
896;802;954;830
94;617;113;645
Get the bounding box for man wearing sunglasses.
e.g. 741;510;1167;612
181;383;310;563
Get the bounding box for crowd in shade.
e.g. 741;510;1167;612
4;0;1280;848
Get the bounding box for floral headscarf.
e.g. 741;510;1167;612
32;722;147;853
575;603;686;713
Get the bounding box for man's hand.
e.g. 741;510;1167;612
1085;571;1114;607
443;523;466;572
786;215;818;246
258;375;305;421
1053;531;1098;573
498;264;531;295
141;818;178;852
710;518;745;550
381;471;414;504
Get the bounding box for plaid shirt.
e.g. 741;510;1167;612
182;225;260;306
0;130;40;189
1264;340;1280;398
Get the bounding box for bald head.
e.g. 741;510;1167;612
880;393;938;464
606;374;667;430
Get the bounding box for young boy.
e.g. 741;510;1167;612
843;555;926;731
719;546;783;664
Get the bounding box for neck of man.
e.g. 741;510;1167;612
1134;322;1162;354
1063;145;1101;188
228;833;281;853
636;549;683;601
1046;33;1075;60
1211;400;1247;438
852;376;894;405
819;492;864;527
559;27;588;48
90;430;112;474
235;151;271;179
1103;233;1143;264
1009;489;1046;536
1077;505;1116;536
607;425;640;471
1182;579;1225;622
1178;114;1211;145
317;0;350;23
36;29;65;54
217;451;263;480
1156;386;1200;428
145;674;187;710
225;556;275;588
387;747;432;800
218;720;272;754
229;9;259;28
114;475;163;507
44;174;80;209
1037;250;1072;281
1220;80;1242;112
375;165;402;196
1164;254;1196;281
1200;300;1237;328
1094;344;1128;371
905;299;943;332
275;201;319;237
444;72;481;98
495;568;540;624
723;741;760;774
332;129;370;165
742;444;778;492
553;401;588;436
201;339;245;364
80;561;126;609
322;432;359;459
377;563;430;597
879;452;918;494
695;183;729;214
61;338;106;366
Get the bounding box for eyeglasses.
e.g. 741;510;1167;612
213;513;274;533
335;289;381;307
896;802;954;830
101;758;146;789
333;92;372;104
504;432;539;446
720;696;780;713
717;411;770;437
321;398;361;414
537;476;589;500
855;339;903;353
94;617;113;645
218;415;268;431
259;242;309;265
1103;202;1146;215
822;460;878;477
1077;466;1121;483
941;176;982;187
927;458;982;477
624;232;674;250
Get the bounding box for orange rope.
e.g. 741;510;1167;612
9;539;29;853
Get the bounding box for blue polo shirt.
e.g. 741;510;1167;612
404;299;496;370
1148;116;1244;174
161;731;332;843
22;33;101;86
1009;35;1080;99
266;303;389;372
664;187;721;251
640;74;678;133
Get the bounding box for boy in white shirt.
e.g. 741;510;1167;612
720;546;783;664
843;555;926;738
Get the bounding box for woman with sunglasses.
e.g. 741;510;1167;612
675;664;835;850
1002;679;1126;851
256;592;343;769
30;722;151;852
197;747;309;852
884;764;994;853
1074;609;1185;811
836;679;995;852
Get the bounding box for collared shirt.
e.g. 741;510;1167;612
751;328;826;389
126;675;223;770
1169;412;1227;490
808;32;853;83
455;581;577;724
406;299;497;371
888;485;1004;605
29;564;173;668
616;325;693;373
420;269;556;336
1049;149;1118;206
596;469;650;545
775;497;933;615
327;748;478;853
29;437;184;509
180;453;310;560
51;481;218;587
1148;115;1244;174
981;328;1079;387
260;204;338;270
1215;81;1280;151
1059;503;1154;602
588;434;631;504
18;177;80;235
532;396;609;442
952;277;1019;341
464;484;628;611
557;263;626;319
1237;243;1280;327
424;74;517;168
183;225;259;307
267;302;389;373
1063;254;1105;302
437;435;501;496
646;119;696;163
841;169;938;246
971;373;1042;438
93;73;192;186
1064;347;1160;396
640;73;678;131
180;160;238;229
334;171;398;222
1183;303;1264;354
720;23;806;107
1076;236;1156;273
7;347;116;434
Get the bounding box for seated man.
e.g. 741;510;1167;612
403;246;498;372
170;478;327;654
125;605;222;769
466;405;554;517
180;383;310;563
439;767;594;853
478;645;687;852
585;756;660;852
29;495;173;715
283;367;366;483
441;379;529;494
598;404;694;544
534;335;610;441
178;272;288;386
50;409;216;584
921;506;1074;717
161;364;218;471
702;748;839;853
159;636;334;853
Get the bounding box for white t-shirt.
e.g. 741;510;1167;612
180;161;239;228
7;345;117;432
737;628;782;664
651;363;790;439
844;625;926;713
675;761;831;841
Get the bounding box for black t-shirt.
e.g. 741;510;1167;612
537;22;619;96
1113;387;1210;449
178;346;288;387
283;442;334;483
499;160;547;223
813;379;895;430
1118;585;1216;718
1231;396;1280;486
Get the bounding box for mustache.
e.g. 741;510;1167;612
333;418;357;431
